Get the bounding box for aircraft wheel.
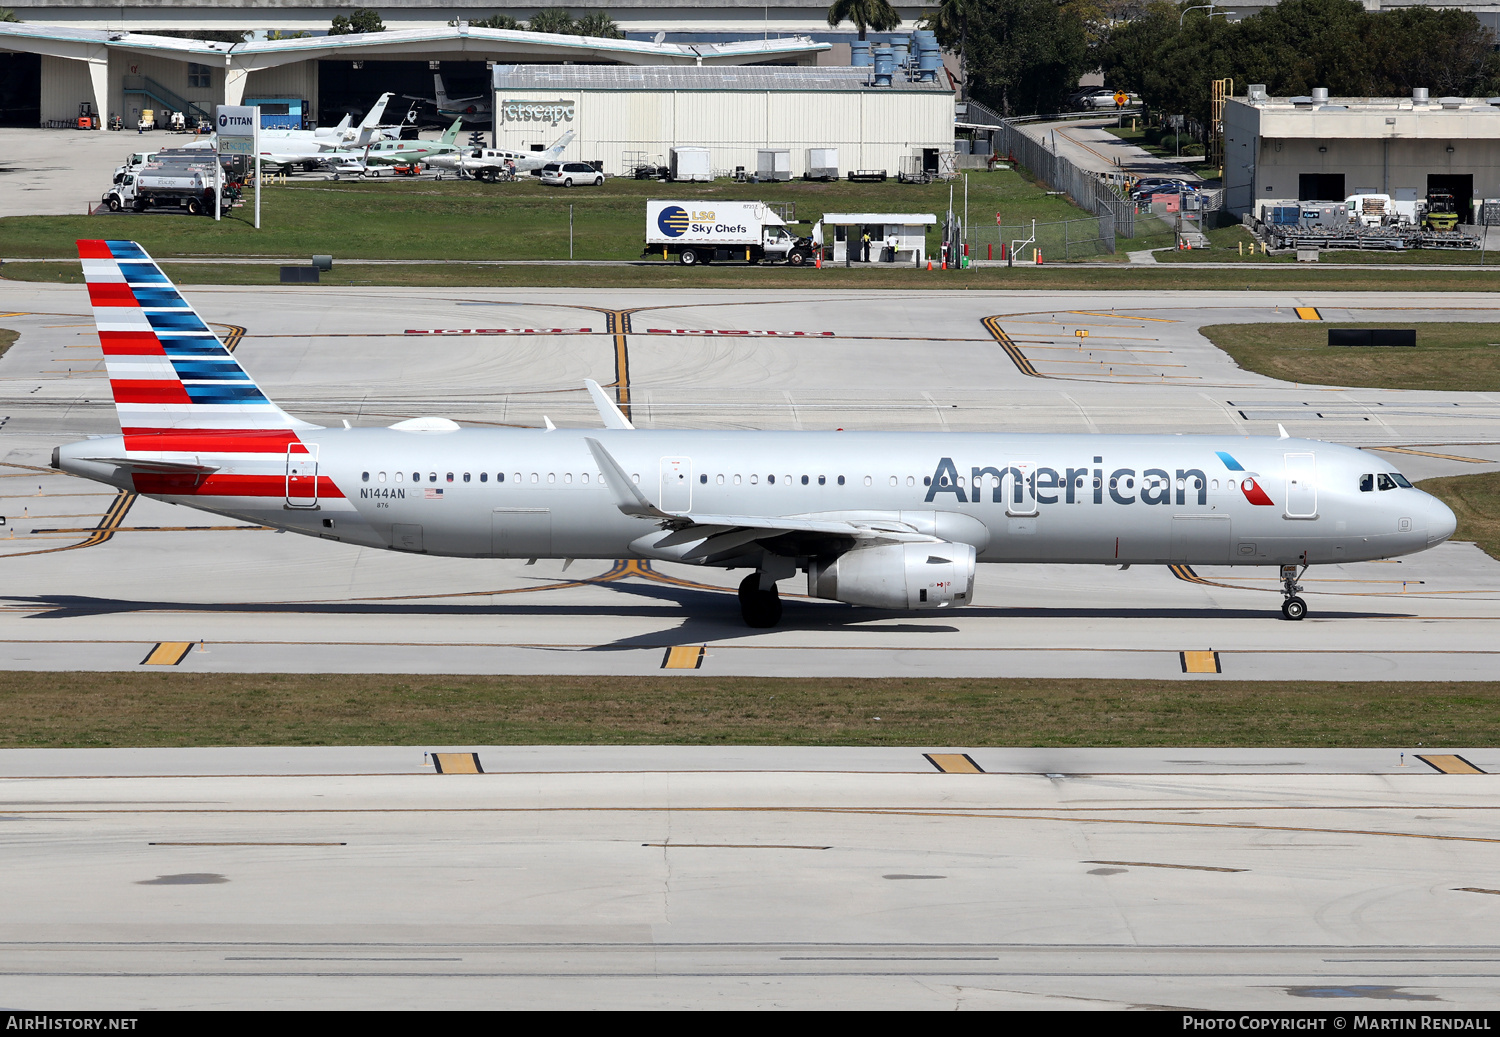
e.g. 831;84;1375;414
738;573;783;628
1281;596;1307;621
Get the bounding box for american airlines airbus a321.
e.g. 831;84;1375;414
54;240;1457;627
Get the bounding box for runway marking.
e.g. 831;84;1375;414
644;843;831;850
9;805;1500;845
1014;342;1173;353
1295;307;1323;321
1085;860;1246;873
149;842;348;846
1417;755;1486;775
1370;446;1493;464
140;642;194;666
924;753;984;774
28;525;269;534
1067;311;1180;324
403;328;592;336
662;645;706;669
431;752;483;774
1180;651;1222;674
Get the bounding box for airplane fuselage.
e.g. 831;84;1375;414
58;429;1454;568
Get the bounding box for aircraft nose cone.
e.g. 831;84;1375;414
1426;495;1457;546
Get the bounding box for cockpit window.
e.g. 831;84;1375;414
1360;474;1374;492
1377;473;1397;491
1391;472;1412;488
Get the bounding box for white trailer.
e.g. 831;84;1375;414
644;199;814;266
669;146;712;182
756;149;791;182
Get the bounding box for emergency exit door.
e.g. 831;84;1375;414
285;443;319;507
659;457;692;514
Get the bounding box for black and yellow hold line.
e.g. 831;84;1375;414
2;488;138;560
924;753;985;774
982;316;1041;378
140;641;195;666
662;645;707;669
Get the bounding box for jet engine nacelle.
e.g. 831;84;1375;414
808;541;977;610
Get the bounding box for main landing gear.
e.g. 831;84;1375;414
1280;562;1308;621
739;573;782;628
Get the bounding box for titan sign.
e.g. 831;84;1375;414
500;100;575;125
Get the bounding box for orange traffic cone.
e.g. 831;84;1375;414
926;259;932;271
1034;249;1043;265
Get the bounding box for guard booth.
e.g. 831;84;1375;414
819;212;936;264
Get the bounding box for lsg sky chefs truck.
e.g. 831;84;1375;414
645;200;815;266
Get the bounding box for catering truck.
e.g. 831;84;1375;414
644;200;815;266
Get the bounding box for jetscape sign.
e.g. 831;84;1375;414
216;105;256;156
500;99;575;125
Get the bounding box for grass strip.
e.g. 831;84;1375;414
0;327;15;361
1419;472;1500;561
5;673;1500;748
1202;322;1500;391
9;260;1500;293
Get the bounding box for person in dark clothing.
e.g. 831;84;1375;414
861;230;871;263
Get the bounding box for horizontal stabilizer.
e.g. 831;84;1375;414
79;456;221;475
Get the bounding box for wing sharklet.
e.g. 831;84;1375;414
584;378;634;430
584;437;668;519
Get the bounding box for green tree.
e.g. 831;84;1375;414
1365;7;1500;97
267;29;313;40
929;0;1088;115
329;8;385;35
470;14;522;29
528;8;577;34
826;0;901;43
574;10;623;38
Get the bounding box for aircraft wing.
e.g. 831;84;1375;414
583;437;934;558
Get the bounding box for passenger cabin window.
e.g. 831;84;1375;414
361;472;369;482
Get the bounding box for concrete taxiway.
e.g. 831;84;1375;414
3;745;1498;1010
2;282;1499;678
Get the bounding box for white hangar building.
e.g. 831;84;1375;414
491;64;955;178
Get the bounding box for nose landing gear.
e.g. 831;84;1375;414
1280;562;1308;620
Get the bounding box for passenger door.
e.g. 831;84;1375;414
1284;453;1317;518
659;457;692;514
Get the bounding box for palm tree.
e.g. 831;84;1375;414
0;9;20;21
826;0;901;42
528;8;577;34
574;10;623;39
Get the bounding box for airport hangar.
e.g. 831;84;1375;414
491;64;955;179
1222;86;1500;223
0;23;831;130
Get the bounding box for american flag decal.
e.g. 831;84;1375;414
424;488;444;500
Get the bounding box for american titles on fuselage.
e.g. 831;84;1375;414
924;456;1264;507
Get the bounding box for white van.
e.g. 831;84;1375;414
1345;193;1394;227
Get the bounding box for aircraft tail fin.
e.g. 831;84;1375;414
334;112;352;134
433;74;451;109
440;117;463;147
78;239;317;442
353;92;393;146
546;130;576;157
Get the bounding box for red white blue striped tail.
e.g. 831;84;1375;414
79;239;317;444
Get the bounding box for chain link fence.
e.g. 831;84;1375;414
964;217;1117;261
995;120;1135;240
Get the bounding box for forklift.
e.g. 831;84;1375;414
1422;190;1460;231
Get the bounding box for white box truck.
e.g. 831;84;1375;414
669;146;712;182
644;200;815;266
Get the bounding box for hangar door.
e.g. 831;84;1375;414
0;53;40;128
1427;174;1474;224
1298;173;1345;202
318;60;489;129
